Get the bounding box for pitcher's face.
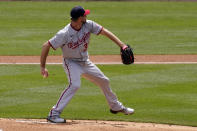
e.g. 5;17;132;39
81;15;87;24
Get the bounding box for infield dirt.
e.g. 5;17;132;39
1;118;197;131
0;55;197;64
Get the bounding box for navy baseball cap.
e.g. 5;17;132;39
70;6;90;19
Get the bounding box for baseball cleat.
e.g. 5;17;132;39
47;116;66;123
110;107;134;115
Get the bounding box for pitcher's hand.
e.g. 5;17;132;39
41;67;49;78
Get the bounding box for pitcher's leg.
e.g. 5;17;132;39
83;61;124;111
49;59;83;117
83;73;124;111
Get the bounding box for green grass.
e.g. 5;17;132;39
0;64;197;126
0;1;197;55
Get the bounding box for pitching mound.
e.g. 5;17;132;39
0;118;197;131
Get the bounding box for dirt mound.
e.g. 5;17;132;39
0;118;197;131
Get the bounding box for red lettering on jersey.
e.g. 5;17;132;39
67;32;91;50
83;43;88;52
68;43;73;48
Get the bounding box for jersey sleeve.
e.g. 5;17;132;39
48;30;67;50
87;20;103;35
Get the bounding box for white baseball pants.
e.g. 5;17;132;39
49;59;124;117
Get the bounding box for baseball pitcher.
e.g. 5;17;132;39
40;6;134;123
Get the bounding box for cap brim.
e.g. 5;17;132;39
84;9;90;16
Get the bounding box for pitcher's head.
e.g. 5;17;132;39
70;6;90;23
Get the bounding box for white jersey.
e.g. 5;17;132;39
49;20;103;61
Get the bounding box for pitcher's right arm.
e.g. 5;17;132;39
40;41;51;78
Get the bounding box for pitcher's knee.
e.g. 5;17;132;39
101;77;110;86
70;83;81;91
